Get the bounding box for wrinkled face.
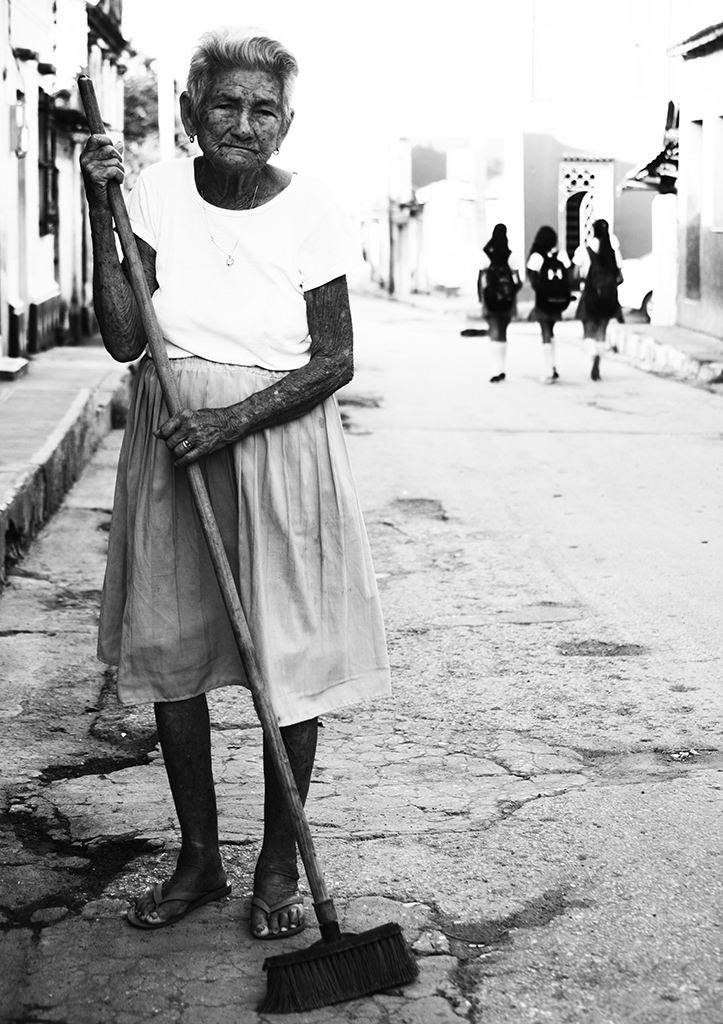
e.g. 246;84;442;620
186;69;291;174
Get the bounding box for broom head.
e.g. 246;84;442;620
258;921;419;1013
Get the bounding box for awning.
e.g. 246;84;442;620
620;140;678;194
619;101;678;194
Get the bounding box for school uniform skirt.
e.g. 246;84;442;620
98;356;391;726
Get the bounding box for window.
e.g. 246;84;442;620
38;89;58;235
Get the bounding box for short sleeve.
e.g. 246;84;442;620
573;245;589;269
127;170;159;250
297;202;365;292
527;252;543;272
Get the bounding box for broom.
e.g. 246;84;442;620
78;76;418;1013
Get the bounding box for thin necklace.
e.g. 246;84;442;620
200;181;260;267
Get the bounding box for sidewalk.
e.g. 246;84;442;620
352;278;723;388
0;339;132;585
610;319;723;385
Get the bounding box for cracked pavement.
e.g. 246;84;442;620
2;297;723;1023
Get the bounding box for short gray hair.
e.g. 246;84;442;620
185;27;298;126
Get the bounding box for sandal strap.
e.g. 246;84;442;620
151;884;227;908
251;893;303;915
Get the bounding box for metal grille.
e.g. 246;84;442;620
579;192;595;247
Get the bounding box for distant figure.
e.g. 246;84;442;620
477;224;522;383
526;226;572;384
573;219;624;381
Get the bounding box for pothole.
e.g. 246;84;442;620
337;393;382;408
39;753;152;783
339;411;371;435
439;887;593;998
40;588;102;611
393;498;448;521
558;640;646;657
0;812;152;929
499;603;583;624
448;889;592;948
580;746;723;780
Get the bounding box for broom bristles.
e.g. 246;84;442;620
258;922;419;1014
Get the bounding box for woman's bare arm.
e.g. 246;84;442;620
156;275;354;464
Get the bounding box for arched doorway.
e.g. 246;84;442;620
559;157;614;258
564;190;594;258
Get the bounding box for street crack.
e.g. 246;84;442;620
558;639;647;657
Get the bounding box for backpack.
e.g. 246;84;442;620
584;246;619;318
535;252;571;313
482;260;517;313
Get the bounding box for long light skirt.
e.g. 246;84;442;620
98;357;391;726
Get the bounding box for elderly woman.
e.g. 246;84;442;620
80;28;390;938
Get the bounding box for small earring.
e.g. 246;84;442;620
273;148;279;155
189;134;195;144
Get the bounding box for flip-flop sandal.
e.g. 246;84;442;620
250;893;306;940
127;881;231;930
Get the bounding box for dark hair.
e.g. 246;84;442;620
529;225;558;258
483;223;511;263
186;27;298;126
592;219;617;272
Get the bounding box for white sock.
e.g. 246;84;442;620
490;341;506;376
542;344;555;376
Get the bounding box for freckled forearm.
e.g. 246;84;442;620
217;277;355;444
89;209;148;362
218;352;353;442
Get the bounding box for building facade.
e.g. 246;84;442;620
670;23;723;338
0;0;128;364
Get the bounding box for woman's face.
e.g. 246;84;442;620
189;69;290;176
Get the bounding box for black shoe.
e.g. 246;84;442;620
552;368;560;380
591;356;601;381
489;373;506;383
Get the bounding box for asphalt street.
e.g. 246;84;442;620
1;294;722;1024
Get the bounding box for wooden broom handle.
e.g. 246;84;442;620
78;76;338;928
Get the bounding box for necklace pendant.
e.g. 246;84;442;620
226;256;234;267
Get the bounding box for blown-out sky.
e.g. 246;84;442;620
121;0;722;203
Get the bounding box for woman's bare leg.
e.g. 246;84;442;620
251;717;318;937
132;694;227;924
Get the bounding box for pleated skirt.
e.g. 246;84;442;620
98;357;391;726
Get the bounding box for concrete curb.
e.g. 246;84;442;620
0;363;131;586
610;322;723;386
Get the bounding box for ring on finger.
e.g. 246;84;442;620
181;438;193;452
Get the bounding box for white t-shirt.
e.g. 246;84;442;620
526;249;571;273
128;159;365;368
573;235;623;273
